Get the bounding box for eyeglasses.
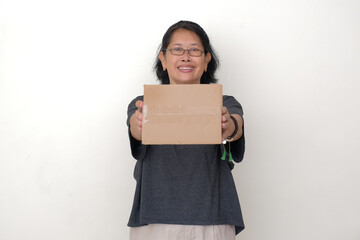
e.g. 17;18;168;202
164;47;205;57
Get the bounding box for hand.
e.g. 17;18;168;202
130;100;143;141
221;107;235;141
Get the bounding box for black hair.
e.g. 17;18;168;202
154;20;219;84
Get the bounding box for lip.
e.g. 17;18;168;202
177;65;195;73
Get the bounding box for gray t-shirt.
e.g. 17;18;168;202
127;95;245;235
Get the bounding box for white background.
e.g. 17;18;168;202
1;0;360;239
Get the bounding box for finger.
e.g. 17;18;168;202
137;115;143;132
222;120;231;129
137;113;143;123
222;108;227;123
138;112;142;119
222;122;226;130
135;100;143;112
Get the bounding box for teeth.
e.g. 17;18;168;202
179;67;193;70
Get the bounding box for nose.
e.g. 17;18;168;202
181;52;191;62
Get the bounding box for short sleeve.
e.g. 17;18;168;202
223;95;245;164
127;96;147;160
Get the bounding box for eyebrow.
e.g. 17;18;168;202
171;43;200;46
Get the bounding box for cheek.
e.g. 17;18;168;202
163;58;174;69
198;60;207;70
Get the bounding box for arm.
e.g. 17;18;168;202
129;100;144;141
221;107;243;142
127;96;147;160
222;96;246;163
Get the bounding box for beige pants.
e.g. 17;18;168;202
130;224;236;240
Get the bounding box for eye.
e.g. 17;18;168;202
189;48;200;52
172;47;182;52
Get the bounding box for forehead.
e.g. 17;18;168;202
169;28;203;46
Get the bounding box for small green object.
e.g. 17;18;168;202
228;142;233;162
221;142;233;162
221;146;227;160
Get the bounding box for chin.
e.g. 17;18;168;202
173;78;201;85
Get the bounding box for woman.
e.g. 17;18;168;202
127;21;245;240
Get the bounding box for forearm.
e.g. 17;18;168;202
229;114;243;142
130;113;142;141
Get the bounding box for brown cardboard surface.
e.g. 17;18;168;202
142;84;222;145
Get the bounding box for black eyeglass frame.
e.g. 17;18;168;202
163;47;205;57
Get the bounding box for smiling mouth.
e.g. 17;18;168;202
178;67;195;72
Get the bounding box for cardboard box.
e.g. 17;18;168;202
142;84;223;145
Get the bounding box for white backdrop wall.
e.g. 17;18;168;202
1;0;359;239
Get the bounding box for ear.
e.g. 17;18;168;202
158;52;167;70
205;52;211;65
205;52;212;71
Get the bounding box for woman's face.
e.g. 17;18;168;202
158;28;211;84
